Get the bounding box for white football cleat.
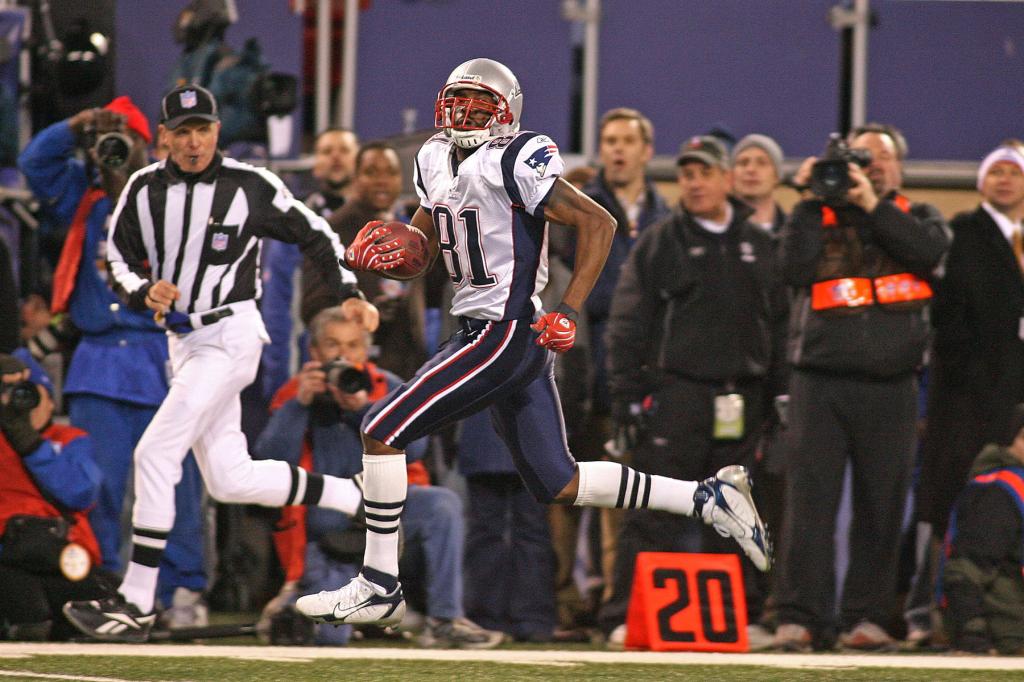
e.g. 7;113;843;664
295;573;405;626
694;465;772;571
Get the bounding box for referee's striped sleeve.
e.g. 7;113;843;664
239;160;357;290
107;167;155;311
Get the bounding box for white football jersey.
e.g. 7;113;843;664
414;131;565;320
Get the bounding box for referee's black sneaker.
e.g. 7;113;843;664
63;595;156;643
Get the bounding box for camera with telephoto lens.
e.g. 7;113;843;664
322;359;372;395
1;380;41;413
810;133;873;204
82;126;133;170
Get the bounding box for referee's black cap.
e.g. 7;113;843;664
161;85;219;130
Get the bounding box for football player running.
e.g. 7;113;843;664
297;58;772;628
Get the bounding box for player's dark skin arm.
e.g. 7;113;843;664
543;177;615;502
410;207;440;266
542;177;615;313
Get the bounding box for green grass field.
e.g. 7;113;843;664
2;644;1023;682
0;656;1019;682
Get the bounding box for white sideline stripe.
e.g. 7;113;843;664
0;671;178;682
1;644;1023;671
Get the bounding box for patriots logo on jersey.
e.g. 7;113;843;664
524;144;558;178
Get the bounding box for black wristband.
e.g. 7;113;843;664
553;302;579;323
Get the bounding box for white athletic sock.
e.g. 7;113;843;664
120;563;159;614
317;475;362;516
361;453;407;580
118;526;169;613
574;461;697;516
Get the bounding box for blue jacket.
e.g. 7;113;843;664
18;121;168;406
0;423;103;564
254;364;427;540
260;239;302;401
573;172;669;322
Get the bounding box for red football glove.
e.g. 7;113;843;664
531;306;577;353
344;220;406;273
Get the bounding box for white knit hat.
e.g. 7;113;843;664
977;145;1024;191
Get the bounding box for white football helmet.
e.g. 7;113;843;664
435;58;522;149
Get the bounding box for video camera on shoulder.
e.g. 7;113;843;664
810;133;872;204
1;380;40;413
322;359;372;395
82;126;133;170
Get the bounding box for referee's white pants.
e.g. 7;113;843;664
132;307;290;531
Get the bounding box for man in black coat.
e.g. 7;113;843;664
915;144;1024;539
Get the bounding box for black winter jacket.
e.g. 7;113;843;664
607;199;786;403
780;195;949;379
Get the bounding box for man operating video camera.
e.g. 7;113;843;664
771;124;950;651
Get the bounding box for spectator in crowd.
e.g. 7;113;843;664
256;306;501;648
261;128;360;402
731;134;788;234
62;85;378;642
572;110;669;627
774;123;949;651
304;128;360;218
939;403;1024;656
17;99;209;627
908;144;1024;643
575;108;669;452
730;133;790;631
458;409;557;642
301;141;425;380
601;135;786;648
0;352;112;641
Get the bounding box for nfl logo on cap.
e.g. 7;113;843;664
180;90;198;109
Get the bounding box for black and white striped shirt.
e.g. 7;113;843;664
107;153;357;314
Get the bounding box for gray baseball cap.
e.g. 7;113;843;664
677;135;729;169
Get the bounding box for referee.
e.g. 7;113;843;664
64;85;379;642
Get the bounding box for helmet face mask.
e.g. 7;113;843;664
435;58;522;149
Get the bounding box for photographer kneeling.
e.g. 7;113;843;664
773;125;950;651
0;353;114;641
255;306;502;649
